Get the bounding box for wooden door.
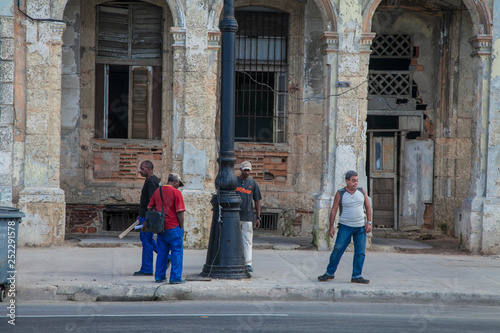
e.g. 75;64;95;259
369;133;398;228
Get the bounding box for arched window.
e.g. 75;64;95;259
95;2;163;140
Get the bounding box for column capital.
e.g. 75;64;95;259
171;27;186;48
321;31;339;54
208;29;221;50
360;32;376;54
469;34;492;57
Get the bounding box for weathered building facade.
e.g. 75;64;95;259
0;0;499;254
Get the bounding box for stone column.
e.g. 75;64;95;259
18;19;66;246
0;9;15;206
314;2;374;251
482;4;500;253
169;5;219;247
460;34;493;253
313;32;338;251
462;30;500;254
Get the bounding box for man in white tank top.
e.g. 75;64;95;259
318;170;372;284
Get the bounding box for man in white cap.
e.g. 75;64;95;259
235;161;262;272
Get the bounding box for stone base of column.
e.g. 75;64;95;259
17;187;65;246
481;198;500;254
460;195;484;254
313;193;334;251
460;196;500;255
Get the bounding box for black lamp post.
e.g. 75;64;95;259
200;0;250;279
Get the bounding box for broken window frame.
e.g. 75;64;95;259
234;8;289;143
94;2;163;140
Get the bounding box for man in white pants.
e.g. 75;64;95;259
235;161;262;272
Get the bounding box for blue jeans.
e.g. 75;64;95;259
155;226;184;282
139;216;159;274
325;224;367;279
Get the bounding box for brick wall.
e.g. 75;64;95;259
66;204;103;234
234;144;289;184
92;140;163;181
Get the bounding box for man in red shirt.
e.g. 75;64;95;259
148;173;186;284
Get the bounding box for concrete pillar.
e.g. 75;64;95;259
17;18;66;246
169;4;218;247
460;34;493;254
314;3;373;251
313;32;338;251
0;7;15;206
482;3;500;253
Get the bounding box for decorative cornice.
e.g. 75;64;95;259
208;29;221;50
171;27;186;48
50;21;66;45
321;31;339;54
469;34;492;57
360;32;376;54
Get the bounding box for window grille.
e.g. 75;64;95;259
259;212;278;231
103;205;140;231
234;9;289;143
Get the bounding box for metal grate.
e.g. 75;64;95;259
371;34;412;58
259;212;278;231
234;9;288;143
103;205;140;231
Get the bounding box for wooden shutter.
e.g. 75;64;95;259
131;4;163;59
97;5;130;58
131;67;150;139
97;3;162;60
152;66;162;139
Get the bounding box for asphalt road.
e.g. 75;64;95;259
4;301;500;332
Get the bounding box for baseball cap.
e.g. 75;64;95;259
169;173;184;187
241;161;252;171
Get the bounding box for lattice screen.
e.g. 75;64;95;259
371;34;412;58
368;71;411;97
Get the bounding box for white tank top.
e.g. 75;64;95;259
338;188;366;227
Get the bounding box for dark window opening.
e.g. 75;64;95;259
367;115;399;130
259;212;278;231
107;65;129;139
103;205;140;231
369;58;411;71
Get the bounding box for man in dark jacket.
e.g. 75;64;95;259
133;160;160;276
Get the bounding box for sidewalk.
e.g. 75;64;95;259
12;237;500;305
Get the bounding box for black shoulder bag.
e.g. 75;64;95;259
145;186;165;234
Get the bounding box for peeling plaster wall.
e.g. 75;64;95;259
0;3;14;206
60;0;81;187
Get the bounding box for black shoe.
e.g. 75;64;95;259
155;278;167;283
133;271;153;276
317;274;334;282
169;279;186;284
351;277;370;284
247;265;253;272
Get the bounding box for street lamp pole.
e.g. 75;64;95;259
200;0;250;279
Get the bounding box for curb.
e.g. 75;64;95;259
16;284;500;306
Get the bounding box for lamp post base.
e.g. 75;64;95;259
200;192;251;279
